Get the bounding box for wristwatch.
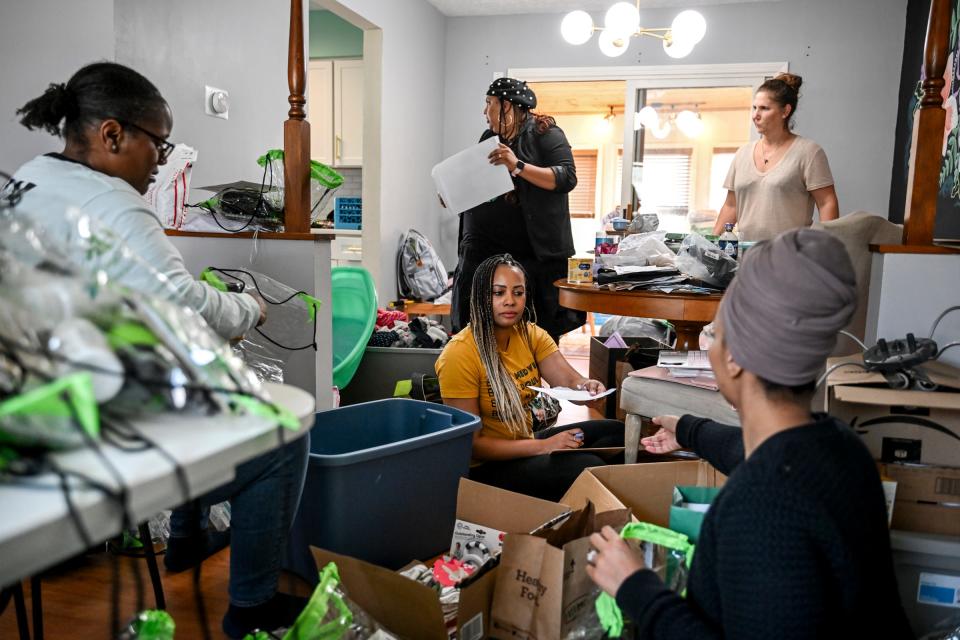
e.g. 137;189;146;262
511;160;526;177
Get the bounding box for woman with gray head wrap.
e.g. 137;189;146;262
586;228;910;638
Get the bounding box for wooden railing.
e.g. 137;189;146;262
902;0;952;246
283;0;311;234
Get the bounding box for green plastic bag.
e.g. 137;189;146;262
595;522;695;638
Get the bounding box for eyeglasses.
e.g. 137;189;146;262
699;322;716;350
115;119;175;163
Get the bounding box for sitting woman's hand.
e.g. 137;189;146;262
571;378;606;407
539;428;584;453
641;415;682;454
586;525;647;597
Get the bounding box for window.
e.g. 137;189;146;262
639;148;691;211
615;148;623;205
709;147;737;211
569;149;598;218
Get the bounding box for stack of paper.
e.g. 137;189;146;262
431;137;514;214
657;350;715;380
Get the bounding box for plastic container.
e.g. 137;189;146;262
285;399;482;578
334;197;362;230
331;266;377;389
339;346;443;405
890;530;960;637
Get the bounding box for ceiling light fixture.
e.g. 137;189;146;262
634;103;706;139
561;2;706;59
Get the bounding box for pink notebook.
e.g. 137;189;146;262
629;364;719;391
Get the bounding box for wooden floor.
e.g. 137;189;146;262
0;341;599;639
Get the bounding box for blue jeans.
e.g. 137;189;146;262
169;434;309;606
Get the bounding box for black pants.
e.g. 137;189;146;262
468;419;624;502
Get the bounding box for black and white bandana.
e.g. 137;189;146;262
486;77;537;110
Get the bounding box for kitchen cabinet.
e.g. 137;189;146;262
308;58;363;168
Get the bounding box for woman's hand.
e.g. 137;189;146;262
488;143;519;173
586;525;647;597
539;428;584;453
641;415;682;454
571;378;606;407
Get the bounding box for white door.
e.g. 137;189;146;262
334;59;364;167
308;60;334;166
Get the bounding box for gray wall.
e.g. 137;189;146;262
114;0;299;195
0;0;115;173
330;0;448;302
440;0;908;265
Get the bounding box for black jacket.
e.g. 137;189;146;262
478;117;577;260
615;415;912;639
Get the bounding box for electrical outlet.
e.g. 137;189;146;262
204;85;229;120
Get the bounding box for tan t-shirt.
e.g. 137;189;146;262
435;323;558;440
723;136;834;241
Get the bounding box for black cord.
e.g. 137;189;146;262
190;156;278;233
208;267;319;352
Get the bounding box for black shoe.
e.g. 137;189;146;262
221;593;307;639
163;528;231;573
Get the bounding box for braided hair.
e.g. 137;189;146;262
469;254;537;435
16;62;167;144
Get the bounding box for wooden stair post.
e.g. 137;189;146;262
284;0;311;233
903;0;952;245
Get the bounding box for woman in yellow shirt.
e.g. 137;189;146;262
436;254;624;501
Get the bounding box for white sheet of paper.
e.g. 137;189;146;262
529;386;617;402
431;137;514;214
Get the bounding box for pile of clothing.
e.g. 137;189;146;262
368;308;450;349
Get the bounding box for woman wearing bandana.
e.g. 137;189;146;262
450;78;585;343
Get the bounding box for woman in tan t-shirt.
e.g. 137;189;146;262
713;73;839;241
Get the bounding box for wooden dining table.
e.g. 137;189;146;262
554;279;724;350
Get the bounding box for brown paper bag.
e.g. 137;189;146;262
489;502;630;640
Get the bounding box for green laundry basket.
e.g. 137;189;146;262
331;266;377;389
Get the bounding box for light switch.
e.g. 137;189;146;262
204;85;229;120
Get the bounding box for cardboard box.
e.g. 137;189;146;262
311;478;571;640
561;460;726;527
878;462;960;537
825;356;960;467
589;336;663;419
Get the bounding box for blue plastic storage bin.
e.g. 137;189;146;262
285;399;481;579
334;197;362;230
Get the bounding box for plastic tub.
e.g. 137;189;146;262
331;266;377;389
339;346;443;405
285;399;481;578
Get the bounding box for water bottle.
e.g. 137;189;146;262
718;223;739;260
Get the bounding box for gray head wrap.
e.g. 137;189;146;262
718;228;856;386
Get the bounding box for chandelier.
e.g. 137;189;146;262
637;104;705;139
561;2;706;59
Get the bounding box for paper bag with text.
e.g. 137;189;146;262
489;501;630;640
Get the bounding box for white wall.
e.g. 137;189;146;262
867;253;960;368
114;1;296;193
0;0;115;173
323;0;448;301
441;0;907;263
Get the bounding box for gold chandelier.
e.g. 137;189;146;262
561;1;706;59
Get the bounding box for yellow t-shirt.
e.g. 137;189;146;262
435;323;558;440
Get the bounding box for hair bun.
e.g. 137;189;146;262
49;83;78;119
775;73;803;93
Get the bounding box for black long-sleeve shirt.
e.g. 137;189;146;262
615;414;912;639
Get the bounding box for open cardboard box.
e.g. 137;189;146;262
825;355;960;467
878;462;960;537
311;478;571;640
561;460;726;527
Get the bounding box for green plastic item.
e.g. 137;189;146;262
282;562;354;640
200;268;229;292
0;373;100;448
393;379;413;397
126;609;175;640
669;486;722;544
596;522;695;638
256;149;345;189
107;320;160;349
331;266;377;390
230;394;300;431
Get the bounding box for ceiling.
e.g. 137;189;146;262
529;82;753;116
425;0;777;18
